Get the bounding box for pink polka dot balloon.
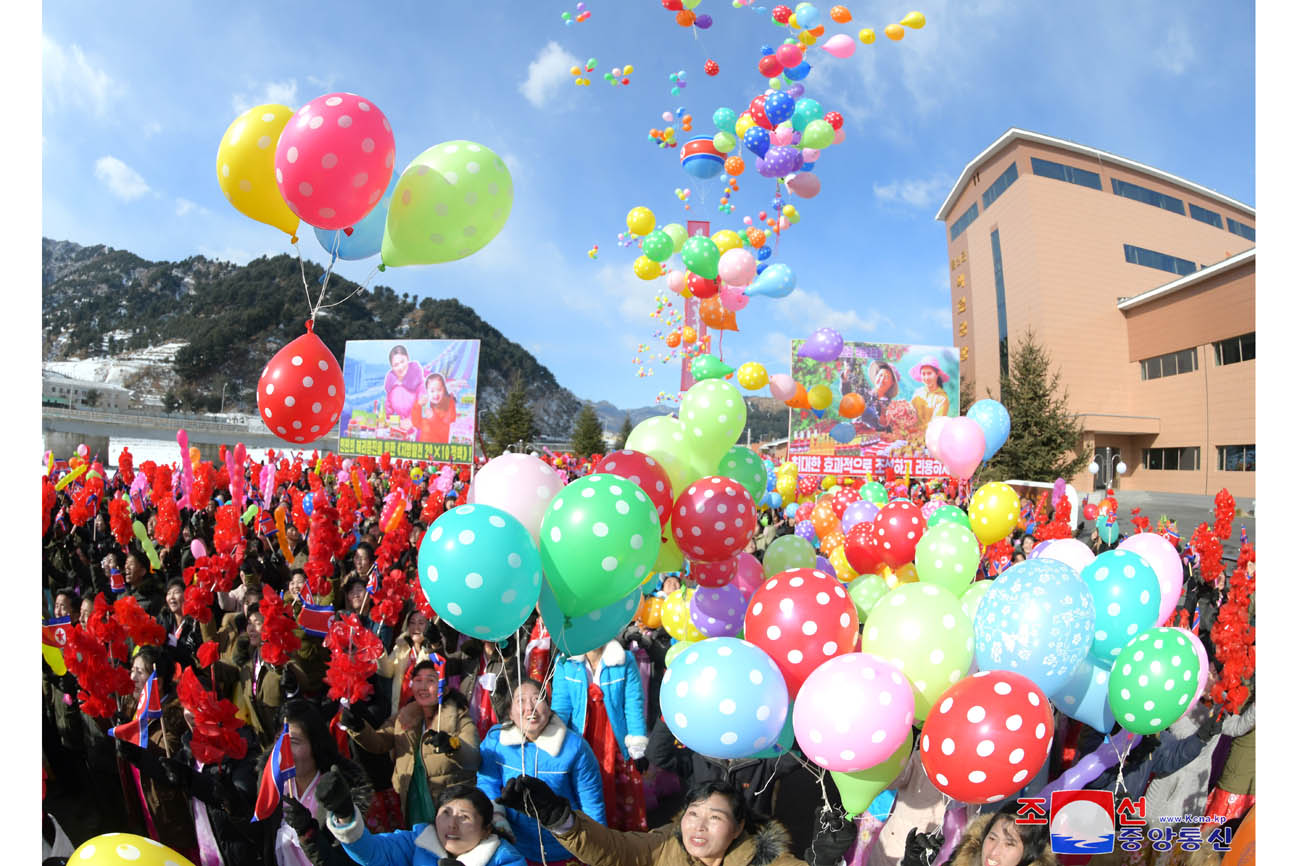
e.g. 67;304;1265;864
671;476;757;563
744;567;859;697
275;93;396;230
919;671;1054;804
257;322;345;445
793;652;915;771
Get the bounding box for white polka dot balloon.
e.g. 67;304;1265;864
690;581;747;637
1107;627;1202;735
744;567;858;696
256;323;345;445
1079;549;1161;665
466;452;565;546
678;378;749;466
919;671;1054;803
671;476;757;563
660;637;790;759
215;103;300;238
792;652;915;771
70;832;196;866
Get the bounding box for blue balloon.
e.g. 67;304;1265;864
743;125;771;158
1049;656;1116;732
764;92;795;125
313;180;395;261
974;558;1096;695
794;2;822;28
967;399;1011;461
747;262;796;298
660;637;790;759
302;494;314;516
784;503;799;519
785;60;812;81
747;699;796;758
755;262;768;275
756;245;773;261
417;504;542;641
1080;550;1161;665
829;422;856;444
760;44;776;55
539;580;641;656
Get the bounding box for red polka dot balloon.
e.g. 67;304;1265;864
919;671;1054;804
844;523;884;575
744;567;859;696
689;555;738;588
275;92;396;231
671;476;756;563
257;322;345;445
872;500;926;568
829;487;859;519
797;477;819;498
593;450;674;531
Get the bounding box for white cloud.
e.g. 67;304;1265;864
175;197;209;217
94;156;150;201
1156;22;1195;75
42;35;117;116
519;41;579;109
231;79;299;115
768;287;893;336
873;174;954;209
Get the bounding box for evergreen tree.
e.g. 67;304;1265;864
482;377;539;457
980;329;1089;483
614;413;633;450
959;376;975;414
571;404;607;457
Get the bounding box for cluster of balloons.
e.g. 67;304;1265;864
924;398;1010;480
560;2;591;24
661;0;714;29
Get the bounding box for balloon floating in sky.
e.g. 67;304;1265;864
797;327;845;361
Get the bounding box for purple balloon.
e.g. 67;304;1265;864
1035;731;1141;798
695;13;712;28
797;326;845;362
690;583;745;636
762;145;801;177
787;83;806;99
795;519;818;544
815;555;836;577
841;500;879;532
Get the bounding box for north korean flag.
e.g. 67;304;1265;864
252;722;296;822
108;671;162;749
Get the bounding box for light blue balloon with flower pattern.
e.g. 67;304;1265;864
974;558;1096;695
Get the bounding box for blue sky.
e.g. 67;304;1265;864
41;0;1255;410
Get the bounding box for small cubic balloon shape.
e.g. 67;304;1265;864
540;581;641;656
914;522;981;595
418;504;542;641
690;582;747;636
1050;655;1116;733
470;452;564;546
968;482;1021;546
745;567;858;696
1080;549;1161;664
716;445;769;505
1028;537;1095;574
973;558;1096;695
871;500;926;568
862;583;974;720
689;555;738;588
1116;533;1185;628
216;104;299;237
660;637;790;758
276;93;395;230
680;378;749;465
796;327;845;362
257;325;345;445
763;534;817;576
919;671;1054;804
966;399;1011;462
1108;627;1202;734
71;834;196;866
594;449;675;530
793;652;915;771
540;474;661;617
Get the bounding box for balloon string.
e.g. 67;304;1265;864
310;232;344;319
315;267;380;312
294;242;315;320
1113;735;1137;799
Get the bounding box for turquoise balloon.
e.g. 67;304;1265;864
417;504;542;641
713;107;739;134
791;97;822;132
1080;550;1161;665
539;582;642;656
1099;519;1119;545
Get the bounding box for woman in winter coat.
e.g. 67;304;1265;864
379;609;439;718
320;778;526;866
550;639;650;831
342;659;481;827
455;638;514;741
495;776;857;866
933;804;1055;866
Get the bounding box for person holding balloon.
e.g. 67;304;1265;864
907;356;951;430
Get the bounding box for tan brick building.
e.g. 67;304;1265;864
936;129;1255;497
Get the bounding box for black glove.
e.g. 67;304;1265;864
281;796;318;836
438;860;465;866
429;730;455;755
280;665;299;697
496;775;571;829
1197;713;1224;743
161;757;192;790
315;767;354;819
900;827;944;866
806;813;858;866
633;756;650;774
339;704;367;732
232;635;251;667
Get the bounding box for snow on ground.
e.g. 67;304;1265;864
100;437;325;469
44;341;189;390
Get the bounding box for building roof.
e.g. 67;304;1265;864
42;368;129;392
1116;248;1255;312
935;128;1257;222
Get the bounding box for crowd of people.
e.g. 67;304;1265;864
40;446;1253;866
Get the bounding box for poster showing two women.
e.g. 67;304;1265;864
336;339;480;463
788;340;959;478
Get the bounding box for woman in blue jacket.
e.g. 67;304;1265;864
477;678;607;865
550;639;649;831
322;779;526;866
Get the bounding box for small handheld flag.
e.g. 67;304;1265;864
297;601;336;639
253;722;297;822
108;671;162;748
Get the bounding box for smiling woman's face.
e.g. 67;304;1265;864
390;351;410;379
680;793;744;862
436;798;487;856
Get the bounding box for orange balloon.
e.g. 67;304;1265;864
682;118;693;132
666;331;682;348
1221;806;1255;866
682;326;698;344
676;9;695;25
638;596;663;629
785;382;812;410
725;156;746;176
830;5;852;22
699;295;739;331
839;392;866;419
807;25;825;36
812;500;839;539
821;529;846;554
885;22;904;40
746;227;766;247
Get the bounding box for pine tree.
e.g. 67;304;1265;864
614;413;633;450
571;404;607;457
482;377;539;457
959;376;975;414
980;329;1089;483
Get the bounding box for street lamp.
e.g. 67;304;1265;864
219;382;230;414
1088;453;1127;485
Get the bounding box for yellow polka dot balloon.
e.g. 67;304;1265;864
820;476;837;491
216;104;300;238
71;833;196;866
881;562;920;589
711;229;743;254
736;361;769;391
829;545;858;581
662;587;705;641
967;481;1021;545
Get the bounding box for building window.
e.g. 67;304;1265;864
1123;243;1197;276
1139;348;1199;380
1029;157;1102;190
981;162;1019;210
950;202;979;241
991;229;1009;378
1217;444;1255;472
1226;218;1255;241
1212;332;1255;366
1143;447;1201;471
1188;203;1224;229
1111;178;1186;215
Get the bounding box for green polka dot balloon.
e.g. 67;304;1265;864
960;580;992;624
861;583;973;720
540;474;661;618
717;445;767;505
680;379;748;467
847;574;888;620
927;504;971;530
860;482;888;506
381;140;513;266
762;534;816;577
914;522;980;595
1107;627;1203;734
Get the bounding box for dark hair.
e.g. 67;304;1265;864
388;345;409;364
982;803;1048;866
682;780;759;834
282;699;342;771
165;578;187;595
128;550;150;572
425;372;447;390
245;602;261;618
289;568;308;583
133;645;177;697
342;576;367;596
356;542;375;559
434;783;495;831
411;659;444;680
54;587;80;607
